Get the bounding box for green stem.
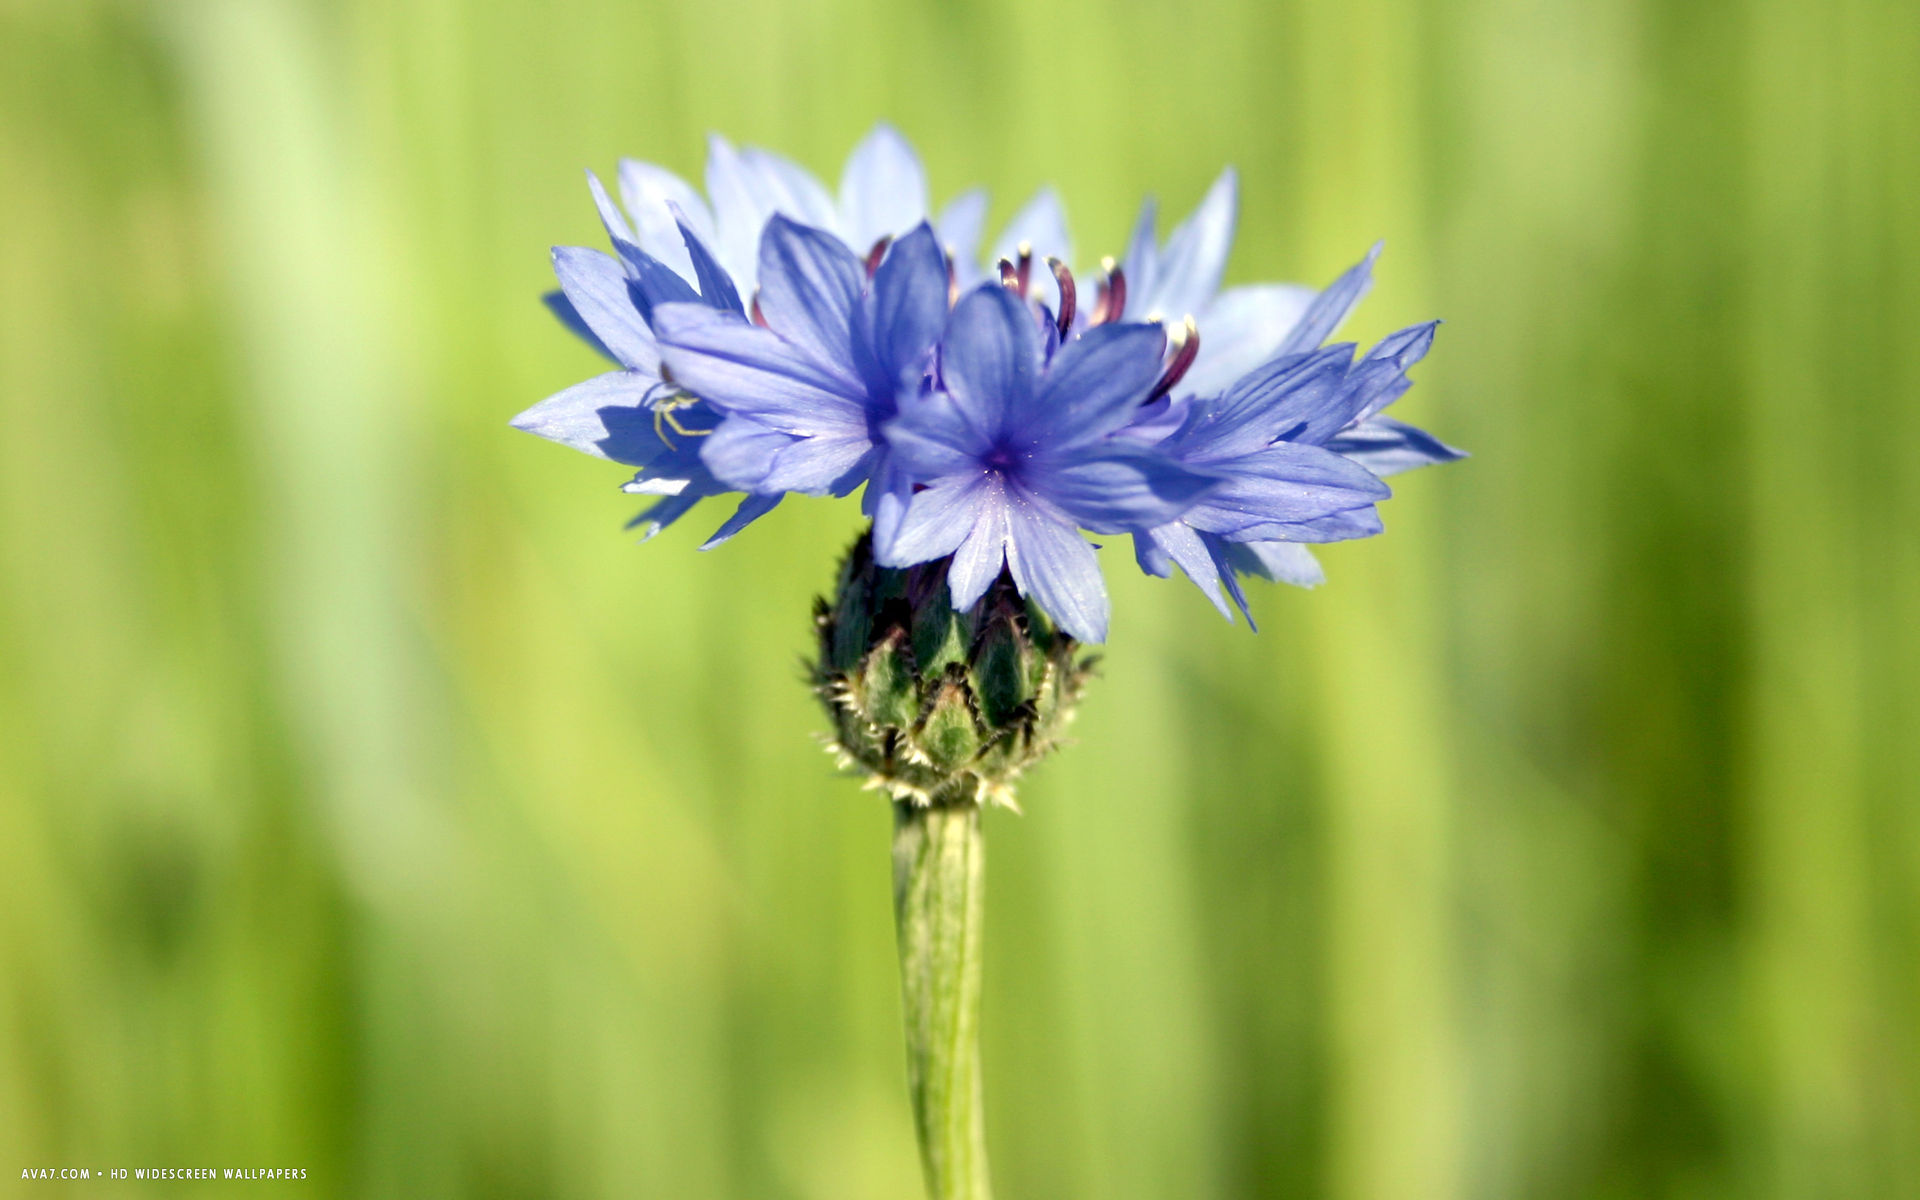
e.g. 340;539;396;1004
893;800;992;1200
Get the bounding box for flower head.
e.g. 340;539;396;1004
515;126;1464;643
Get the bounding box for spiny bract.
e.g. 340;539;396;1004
815;533;1095;808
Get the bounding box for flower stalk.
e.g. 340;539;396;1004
893;799;991;1200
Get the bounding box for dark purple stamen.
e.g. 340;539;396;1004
1147;317;1200;402
865;235;893;279
997;258;1020;291
1047;257;1076;337
1014;242;1033;297
1090;258;1128;326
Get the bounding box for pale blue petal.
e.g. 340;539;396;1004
1179;283;1317;397
1325;415;1467;477
511;370;668;466
839;122;929;249
651;302;865;434
1148;522;1233;620
757;431;874;495
989;186;1072;271
1004;498;1108;642
1230;540;1325;588
756;215;866;383
1347;320;1439;423
878;475;988;568
697;413;794;490
1227;505;1386;544
542;289;618;365
1275;242;1380;355
1122;197;1160;310
1172;345;1354;459
586;169;640;257
742;146;840;232
1139;168;1236;321
947;492;1011;611
551;246;659;372
1180;442;1388;535
863;459;915;558
703;134;768;290
674;206;744;315
617;159;710;281
936;188;990;286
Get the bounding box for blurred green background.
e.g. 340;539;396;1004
3;0;1917;1196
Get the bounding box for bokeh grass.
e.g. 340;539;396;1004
3;0;1917;1196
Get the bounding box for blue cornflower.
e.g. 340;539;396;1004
1131;247;1465;622
649;215;950;546
878;285;1221;642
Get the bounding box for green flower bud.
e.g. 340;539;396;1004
815;532;1095;808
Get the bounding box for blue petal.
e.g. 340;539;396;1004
1034;443;1221;533
947;489;1012;611
1004;498;1108;642
1144;522;1233;620
651;302;865;434
1138;168;1236;321
758;431;875;495
1122;197;1160;310
1181;442;1389;536
936;188;990;286
742;146;840;231
1022;322;1168;448
586;169;642;259
617;159;712;282
839;122;929;250
674;206;744;315
511;369;670;466
1179;284;1317;398
703;134;768;290
542;289;618;365
1229;540;1325;588
700;492;782;550
990;186;1072;270
1275;243;1380;355
626;489;706;541
1324;415;1467;477
1227;504;1386;544
877;475;988;568
859;222;948;396
884;387;995;478
1171;345;1354;459
862;457;915;556
550;246;660;372
1346;321;1439;423
756;215;866;384
940;284;1039;436
703;139;839;292
621;245;702;325
698;412;794;490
